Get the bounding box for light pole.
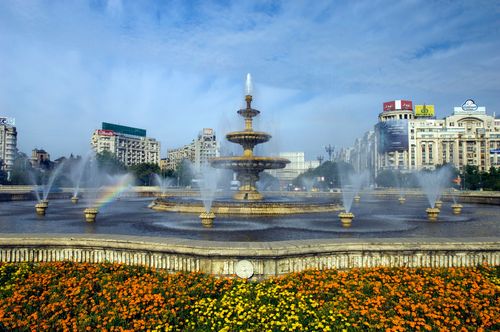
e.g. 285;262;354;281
325;145;335;162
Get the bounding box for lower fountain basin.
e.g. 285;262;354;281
151;196;342;215
0;196;497;242
210;156;290;172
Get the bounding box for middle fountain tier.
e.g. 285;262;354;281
210;93;290;200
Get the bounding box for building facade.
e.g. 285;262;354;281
347;99;500;176
30;149;50;168
165;128;219;172
0;117;17;175
91;122;160;166
268;152;319;184
409;100;500;172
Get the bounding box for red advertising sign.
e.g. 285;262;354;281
401;100;413;110
97;129;115;136
383;100;413;111
383;101;395;111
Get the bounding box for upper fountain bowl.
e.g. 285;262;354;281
210;156;289;172
226;131;272;146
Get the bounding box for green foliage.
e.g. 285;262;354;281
257;172;280;191
293;161;354;190
95;151;126;175
8;153;36;185
176;159;194;187
129;163;160;186
0;160;7;185
462;165;500;191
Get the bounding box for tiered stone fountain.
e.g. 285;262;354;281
151;74;342;216
210;75;289;201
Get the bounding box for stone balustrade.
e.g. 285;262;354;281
0;234;498;279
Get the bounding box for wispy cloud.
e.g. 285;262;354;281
0;0;499;159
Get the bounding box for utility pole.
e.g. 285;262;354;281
317;155;324;165
325;144;335;162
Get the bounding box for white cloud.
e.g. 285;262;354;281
0;0;499;159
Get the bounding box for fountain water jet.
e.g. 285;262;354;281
197;165;220;226
337;170;369;227
30;161;66;215
70;152;92;203
154;174;174;198
417;167;452;220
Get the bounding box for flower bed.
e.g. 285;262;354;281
0;262;498;331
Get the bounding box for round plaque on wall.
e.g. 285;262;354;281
234;260;254;279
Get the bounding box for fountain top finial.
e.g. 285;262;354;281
245;73;252;96
245;73;253;109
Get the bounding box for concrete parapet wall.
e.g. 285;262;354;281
0;234;498;279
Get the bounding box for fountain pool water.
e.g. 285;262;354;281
1;195;496;241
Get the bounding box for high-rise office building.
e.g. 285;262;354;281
91;122;160;166
0;117;17;176
165;128;219;172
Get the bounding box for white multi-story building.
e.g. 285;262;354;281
91;122;160;166
348;99;500;175
0;117;17;175
408;100;500;172
165;128;219;172
268;152;319;183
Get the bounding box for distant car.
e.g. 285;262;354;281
230;180;240;191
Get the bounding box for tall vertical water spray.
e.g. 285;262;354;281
416;167;452;208
338;170;369;227
32;161;66;215
154;174;174;197
70;153;92;203
416;167;452;220
198;165;219;227
340;170;369;213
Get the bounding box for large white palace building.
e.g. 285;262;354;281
346;99;500;175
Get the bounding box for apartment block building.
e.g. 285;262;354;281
164;128;219;172
91;122;160;166
0;117;17;174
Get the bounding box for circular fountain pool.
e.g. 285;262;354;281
0;196;498;242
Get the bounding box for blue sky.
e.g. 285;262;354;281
1;0;499;160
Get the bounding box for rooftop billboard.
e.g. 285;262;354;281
97;129;115;136
453;99;486;115
102;122;146;137
414;105;435;117
0;117;15;126
376;120;409;153
383;100;412;112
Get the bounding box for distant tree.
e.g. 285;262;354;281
175;159;194;187
129;163;161;186
293;161;354;190
95;151;126;175
484;167;500;191
257;172;280;191
9;152;37;185
375;170;398;187
462;165;481;190
0;160;8;184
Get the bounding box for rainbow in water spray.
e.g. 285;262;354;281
94;174;135;209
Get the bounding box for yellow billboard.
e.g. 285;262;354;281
415;105;435;117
